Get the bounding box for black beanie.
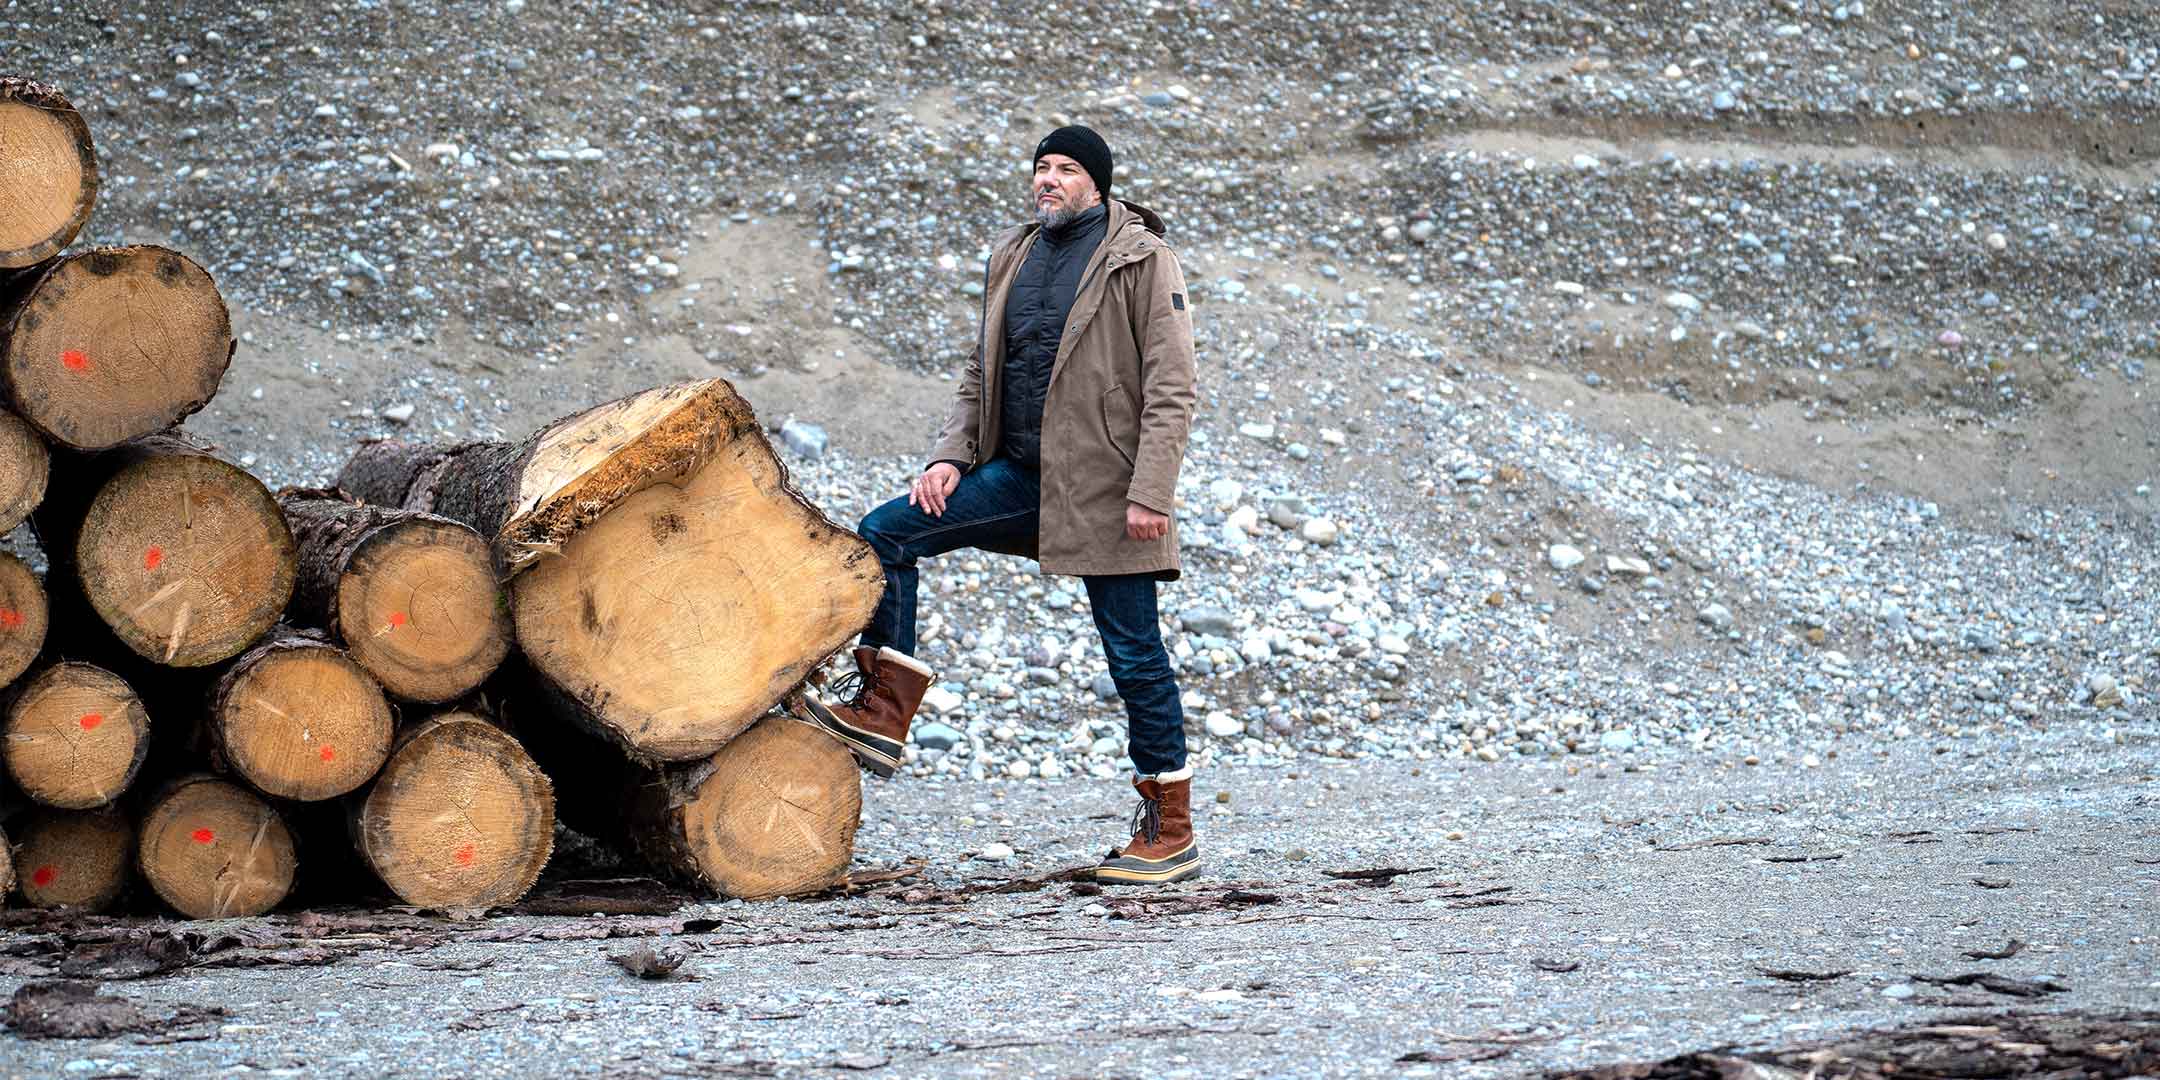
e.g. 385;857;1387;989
1034;125;1113;202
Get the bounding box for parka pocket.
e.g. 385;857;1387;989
1101;383;1139;470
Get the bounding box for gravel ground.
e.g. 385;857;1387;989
4;1;2158;1073
2;735;2155;1077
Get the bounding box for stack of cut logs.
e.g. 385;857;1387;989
0;76;884;918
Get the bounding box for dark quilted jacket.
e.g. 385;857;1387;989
996;203;1107;470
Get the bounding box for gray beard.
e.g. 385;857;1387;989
1034;200;1085;229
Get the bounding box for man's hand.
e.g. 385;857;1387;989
910;462;962;517
1125;502;1170;542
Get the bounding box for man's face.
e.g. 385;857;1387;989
1033;153;1101;224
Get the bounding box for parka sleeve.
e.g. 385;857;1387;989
1125;250;1197;515
927;337;984;471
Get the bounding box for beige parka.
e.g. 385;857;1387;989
929;199;1197;579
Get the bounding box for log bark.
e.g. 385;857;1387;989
0;822;11;898
209;627;394;801
0;245;233;450
338;379;882;763
353;710;554;912
36;435;296;667
136;774;296;918
12;806;134;911
0;549;48;687
0;77;99;269
515;683;858;900
0;408;49;535
2;661;150;809
279;489;510;703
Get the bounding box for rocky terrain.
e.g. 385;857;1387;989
3;0;2156;1073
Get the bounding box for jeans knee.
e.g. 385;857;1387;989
858;503;910;563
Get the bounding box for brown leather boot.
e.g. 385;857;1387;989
802;646;933;778
1095;768;1201;884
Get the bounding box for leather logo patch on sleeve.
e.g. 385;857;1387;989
1171;293;1185;310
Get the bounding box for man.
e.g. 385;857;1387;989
804;125;1201;885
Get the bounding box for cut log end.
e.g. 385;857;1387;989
2;246;231;449
138;776;296;919
0;550;50;686
0;78;99;269
357;712;555;911
0;410;50;536
2;662;149;810
78;448;295;667
214;633;393;801
640;714;861;899
12;807;133;910
337;518;510;702
508;381;881;761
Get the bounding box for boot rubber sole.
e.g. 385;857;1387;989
1095;842;1201;885
801;693;904;778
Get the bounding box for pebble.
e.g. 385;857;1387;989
780;419;829;459
912;722;964;751
1004;759;1033;780
1205;712;1243;738
1698;604;1734;631
380;403;416;424
1180;606;1235;636
1300;518;1340;546
1548;544;1586;571
920;687;964;715
978;842;1014;860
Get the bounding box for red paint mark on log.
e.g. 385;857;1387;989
61;349;89;371
0;608;20;629
191;828;215;845
389;611;408;628
455;845;476;866
79;713;103;731
31;865;57;887
320;745;336;763
145;546;164;571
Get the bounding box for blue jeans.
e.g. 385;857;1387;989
856;456;1188;776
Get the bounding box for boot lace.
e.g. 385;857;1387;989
1130;792;1163;845
827;667;876;708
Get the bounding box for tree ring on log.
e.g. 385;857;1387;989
12;807;133;911
357;712;555;911
337;518;508;703
2;662;150;809
215;636;394;801
77;450;296;667
510;392;881;761
138;776;295;919
2;245;232;449
0;78;99;268
0;410;50;535
644;715;862;899
0;549;50;685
